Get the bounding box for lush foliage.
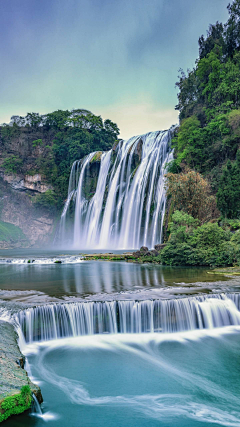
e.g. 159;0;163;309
173;0;240;219
0;386;32;423
161;211;240;266
0;109;119;210
217;150;240;217
33;190;58;212
2;156;23;174
166;170;218;223
160;0;240;266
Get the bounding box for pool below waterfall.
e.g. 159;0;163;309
7;330;240;427
1;249;240;426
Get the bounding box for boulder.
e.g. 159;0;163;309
154;244;166;252
0;320;43;413
145;251;152;256
132;251;141;258
140;246;148;253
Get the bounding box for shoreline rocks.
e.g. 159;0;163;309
0;320;42;423
82;244;166;263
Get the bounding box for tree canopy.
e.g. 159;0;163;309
173;0;240;219
0;109;119;210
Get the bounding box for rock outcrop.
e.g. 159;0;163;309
3;173;53;193
0;320;42;422
0;178;55;248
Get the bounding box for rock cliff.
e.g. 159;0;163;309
0;126;58;248
0;320;42;422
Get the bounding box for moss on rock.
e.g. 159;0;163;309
0;321;43;423
90;151;102;163
0;385;32;423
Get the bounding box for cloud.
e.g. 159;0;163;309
97;97;179;140
0;0;229;137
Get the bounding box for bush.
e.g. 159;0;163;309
2;156;23;174
33;190;58;212
32;139;42;148
166;170;218;223
160;211;239;266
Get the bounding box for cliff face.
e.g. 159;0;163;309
0;178;55;248
0;127;57;248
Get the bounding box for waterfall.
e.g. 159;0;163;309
58;130;173;249
16;294;240;344
31;394;43;417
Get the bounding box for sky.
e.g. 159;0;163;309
0;0;230;139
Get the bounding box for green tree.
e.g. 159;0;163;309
217;150;240;218
166;170;218;223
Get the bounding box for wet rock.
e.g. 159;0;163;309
0;320;42;403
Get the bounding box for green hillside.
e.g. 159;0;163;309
0;221;28;244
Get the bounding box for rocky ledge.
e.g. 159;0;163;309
3;173;53;193
0;320;42;423
82;245;166;262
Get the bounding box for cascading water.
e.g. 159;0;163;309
16;294;240;344
31;394;43;417
58;130;173;249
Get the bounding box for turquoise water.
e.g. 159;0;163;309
7;330;240;427
1;250;240;426
0;249;230;298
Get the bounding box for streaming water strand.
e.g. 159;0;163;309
58;130;173;249
16;294;240;344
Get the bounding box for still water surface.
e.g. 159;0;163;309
0;249;231;299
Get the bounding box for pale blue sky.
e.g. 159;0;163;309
0;0;229;138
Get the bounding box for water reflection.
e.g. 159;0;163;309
0;261;229;298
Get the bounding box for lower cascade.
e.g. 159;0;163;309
58;130;173;249
16;294;240;344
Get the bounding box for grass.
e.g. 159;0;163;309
0;221;27;243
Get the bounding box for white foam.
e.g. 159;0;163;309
0;256;83;265
26;328;240;427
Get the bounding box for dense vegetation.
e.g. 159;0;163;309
173;0;240;176
164;0;240;266
161;211;240;266
0;109;119;210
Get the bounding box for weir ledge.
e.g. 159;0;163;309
0;320;42;423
